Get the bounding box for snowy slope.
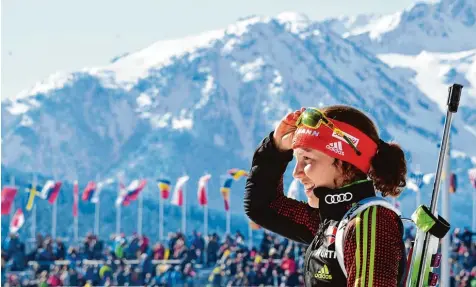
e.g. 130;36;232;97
378;50;476;109
322;0;476;54
2;12;476;230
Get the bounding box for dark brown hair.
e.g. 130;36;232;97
322;105;407;197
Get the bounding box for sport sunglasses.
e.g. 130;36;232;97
295;108;361;156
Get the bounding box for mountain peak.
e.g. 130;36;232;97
323;0;476;54
92;29;225;85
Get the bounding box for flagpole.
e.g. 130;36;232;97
52;171;58;239
73;181;79;243
159;193;164;241
182;183;186;235
9;175;16;236
116;205;121;235
226;196;231;235
138;191;143;236
95;201;100;236
441;137;451;287
10;175;15;216
94;175;100;237
116;173;125;235
31;174;37;241
116;176;121;235
416;164;422;208
52;200;57;238
204;205;208;237
74;213;78;243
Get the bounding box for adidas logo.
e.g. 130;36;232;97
314;265;333;280
326;141;344;155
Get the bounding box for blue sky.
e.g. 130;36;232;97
2;0;425;99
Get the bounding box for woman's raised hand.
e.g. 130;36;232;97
273;108;305;151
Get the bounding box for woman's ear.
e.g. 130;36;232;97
332;158;344;171
332;159;345;188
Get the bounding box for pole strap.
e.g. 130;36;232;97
412;205;450;239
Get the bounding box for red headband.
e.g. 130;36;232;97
292;119;378;173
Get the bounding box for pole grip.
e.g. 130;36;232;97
447;84;463;113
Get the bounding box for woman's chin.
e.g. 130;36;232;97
307;197;319;208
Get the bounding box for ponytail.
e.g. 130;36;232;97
369;140;407;197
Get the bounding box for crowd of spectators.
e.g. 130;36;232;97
1;226;474;286
404;226;475;287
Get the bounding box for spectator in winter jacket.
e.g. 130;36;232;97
152;243;165;259
55;239;66;260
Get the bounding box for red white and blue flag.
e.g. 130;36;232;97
40;180;62;204
117;179;147;206
82;181;98;203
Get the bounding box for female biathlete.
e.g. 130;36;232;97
244;105;407;286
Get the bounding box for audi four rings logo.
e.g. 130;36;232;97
325;193;353;204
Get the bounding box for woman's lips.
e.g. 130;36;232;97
304;185;315;195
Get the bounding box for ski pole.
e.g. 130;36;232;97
413;83;463;287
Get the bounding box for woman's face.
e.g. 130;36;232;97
293;147;343;208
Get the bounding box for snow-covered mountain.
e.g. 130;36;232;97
377;50;476;138
322;0;476;133
322;0;476;54
2;1;476;233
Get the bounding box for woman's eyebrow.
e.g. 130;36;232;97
294;149;313;157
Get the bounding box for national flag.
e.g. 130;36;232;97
25;183;39;211
171;176;189;206
157;179;171;200
469;168;476;189
91;182;104;203
220;177;233;211
73;181;79;217
122;179;147;206
407;171;424;192
40;180;62;204
115;182;128;207
1;186;17;215
422;173;435;185
197;174;211;206
10;209;25;233
228;169;248;180
287;179;300;200
449;173;457;193
82;182;97;202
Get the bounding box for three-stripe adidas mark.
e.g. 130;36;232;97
326;141;344;155
314;265;333;280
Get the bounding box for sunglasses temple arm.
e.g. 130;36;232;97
343;135;361;156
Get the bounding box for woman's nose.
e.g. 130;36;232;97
292;161;305;179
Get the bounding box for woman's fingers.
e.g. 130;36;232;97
274;108;304;151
